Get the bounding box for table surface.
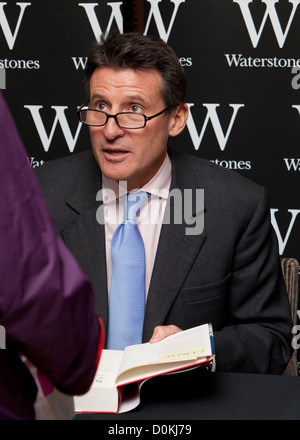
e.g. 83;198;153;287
76;369;300;421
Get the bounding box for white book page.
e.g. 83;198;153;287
92;349;124;387
74;350;123;413
149;323;212;363
116;324;212;383
117;342;153;377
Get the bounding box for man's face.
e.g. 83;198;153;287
88;67;186;190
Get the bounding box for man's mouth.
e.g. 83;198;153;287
103;148;130;159
106;150;127;155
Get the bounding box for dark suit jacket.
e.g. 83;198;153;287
36;148;293;374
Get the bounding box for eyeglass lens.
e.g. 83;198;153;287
80;110;145;128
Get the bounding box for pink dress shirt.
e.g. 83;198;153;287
101;154;172;299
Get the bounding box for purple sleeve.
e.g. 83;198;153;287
0;91;103;395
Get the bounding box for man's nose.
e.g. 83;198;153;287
103;116;125;138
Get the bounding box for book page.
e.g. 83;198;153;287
149;323;213;363
118;342;152;376
116;357;209;386
74;350;123;413
116;324;213;384
92;349;123;387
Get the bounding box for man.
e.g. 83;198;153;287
0;91;103;420
36;32;292;374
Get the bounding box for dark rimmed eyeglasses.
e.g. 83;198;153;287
77;102;170;129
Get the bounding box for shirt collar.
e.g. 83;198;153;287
101;153;172;204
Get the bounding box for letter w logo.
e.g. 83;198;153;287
234;0;300;48
79;2;123;40
24;105;83;152
0;2;31;50
186;103;244;151
144;0;185;42
270;209;300;254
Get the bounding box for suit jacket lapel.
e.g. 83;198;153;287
58;150;206;341
143;149;207;341
60;154;109;326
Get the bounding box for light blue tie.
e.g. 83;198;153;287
107;191;149;350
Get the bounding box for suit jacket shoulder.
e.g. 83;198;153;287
35;150;101;232
36;150;96;197
168;148;266;212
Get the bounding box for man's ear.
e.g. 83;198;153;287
169;104;188;137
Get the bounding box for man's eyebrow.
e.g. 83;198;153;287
124;95;148;105
90;93;106;102
89;93;151;109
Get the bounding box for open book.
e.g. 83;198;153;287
74;323;215;414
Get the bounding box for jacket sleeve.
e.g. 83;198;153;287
214;186;293;373
0;91;103;395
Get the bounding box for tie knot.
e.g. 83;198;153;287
122;191;149;223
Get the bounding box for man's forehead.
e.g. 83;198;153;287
89;67;163;101
91;66;162;86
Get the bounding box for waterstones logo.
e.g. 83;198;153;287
79;0;185;43
72;0;186;70
283;158;300;171
234;0;300;49
71;55;192;71
0;2;31;50
0;3;40;80
225;54;300;69
27;156;45;168
227;1;300;69
0;58;39;70
210;158;251;171
186;103;244;151
24;105;83;153
271;208;300;254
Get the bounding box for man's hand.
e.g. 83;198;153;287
149;325;182;343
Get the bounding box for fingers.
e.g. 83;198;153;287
149;325;182;343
